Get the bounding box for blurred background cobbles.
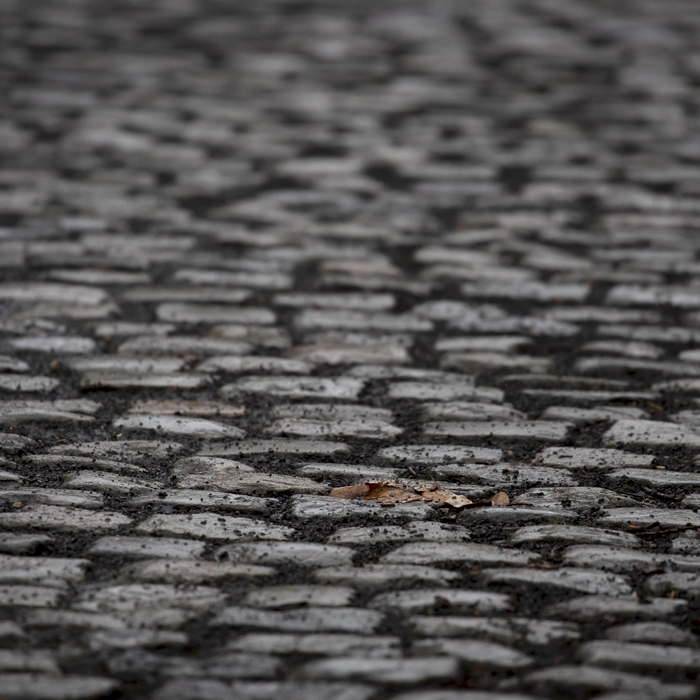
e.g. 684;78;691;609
2;0;700;698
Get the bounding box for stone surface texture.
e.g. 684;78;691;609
1;0;700;698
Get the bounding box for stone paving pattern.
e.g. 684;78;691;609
2;0;700;697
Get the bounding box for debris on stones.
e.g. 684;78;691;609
491;492;510;507
330;480;473;508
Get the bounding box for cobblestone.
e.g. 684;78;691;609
135;514;294;541
545;596;688;622
296;657;460;684
481;568;633;596
211;607;384;634
4;0;700;696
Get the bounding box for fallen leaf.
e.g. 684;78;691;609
330;480;472;508
365;482;423;504
416;484;472;508
330;483;370;499
491;492;510;507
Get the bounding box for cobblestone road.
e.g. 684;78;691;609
2;0;700;698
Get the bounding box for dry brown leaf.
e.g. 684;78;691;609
491;491;510;507
365;483;423;504
330;483;370;499
415;484;472;508
331;480;472;508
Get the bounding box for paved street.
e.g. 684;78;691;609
2;0;700;698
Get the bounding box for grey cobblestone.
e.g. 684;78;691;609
3;0;700;696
